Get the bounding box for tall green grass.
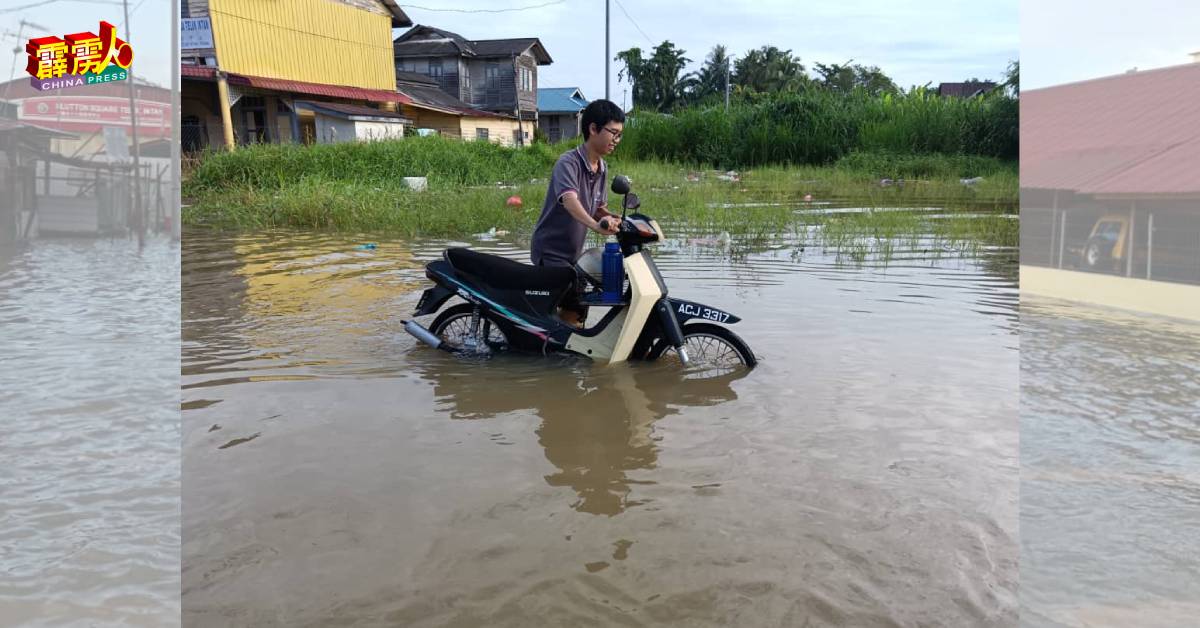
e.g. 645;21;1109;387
183;136;561;196
183;134;1016;236
619;88;1017;169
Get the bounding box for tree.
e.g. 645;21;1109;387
812;61;898;96
615;41;694;111
688;44;732;104
1002;60;1019;97
733;46;807;93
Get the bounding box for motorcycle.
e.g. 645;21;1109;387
402;175;756;372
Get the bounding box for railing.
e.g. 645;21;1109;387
1022;204;1200;286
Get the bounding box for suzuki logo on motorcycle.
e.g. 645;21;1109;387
678;302;730;323
525;290;551;296
456;288;478;303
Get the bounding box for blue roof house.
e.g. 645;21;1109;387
537;87;588;142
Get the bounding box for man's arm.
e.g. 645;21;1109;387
561;191;619;235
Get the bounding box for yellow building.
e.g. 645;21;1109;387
181;0;413;150
395;72;524;146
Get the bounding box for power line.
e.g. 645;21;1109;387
1;0;123;13
400;0;566;14
612;0;653;46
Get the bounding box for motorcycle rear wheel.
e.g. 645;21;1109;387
430;304;510;354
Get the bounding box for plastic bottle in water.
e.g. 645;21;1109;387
602;242;624;303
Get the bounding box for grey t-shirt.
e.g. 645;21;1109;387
530;146;608;267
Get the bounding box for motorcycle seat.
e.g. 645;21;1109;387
445;248;575;293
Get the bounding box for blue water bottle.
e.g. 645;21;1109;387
601;242;624;303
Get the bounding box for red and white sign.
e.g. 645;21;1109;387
17;95;170;137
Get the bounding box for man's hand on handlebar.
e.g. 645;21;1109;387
596;216;621;236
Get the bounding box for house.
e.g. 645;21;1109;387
393;25;553;144
1021;59;1200;293
180;0;413;150
936;81;997;98
537;87;589;142
395;72;523;145
0;75;171;157
293;101;410;143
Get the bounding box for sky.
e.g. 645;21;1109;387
1;0;172;89
1;0;1021;100
401;0;1019;104
7;1;1192;103
1021;0;1200;90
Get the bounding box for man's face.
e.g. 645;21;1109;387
589;121;624;155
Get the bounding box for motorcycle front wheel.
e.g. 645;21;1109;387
651;322;757;374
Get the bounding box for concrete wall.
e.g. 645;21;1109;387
1021;265;1200;322
400;105;462;139
354;120;406;141
460;116;522;146
314;114;357;144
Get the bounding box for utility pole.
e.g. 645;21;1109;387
4;20;49;110
725;55;732;111
605;0;610;100
122;0;144;247
170;0;181;239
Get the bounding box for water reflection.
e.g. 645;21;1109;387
1021;299;1200;627
412;355;745;515
182;217;1018;626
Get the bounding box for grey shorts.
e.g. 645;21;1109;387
537;258;587;318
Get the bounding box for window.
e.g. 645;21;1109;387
429;59;443;78
476;128;489;141
485;63;500;89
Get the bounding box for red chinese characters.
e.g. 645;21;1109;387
25;36;69;80
26;21;134;80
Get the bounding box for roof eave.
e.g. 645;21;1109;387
379;0;413;27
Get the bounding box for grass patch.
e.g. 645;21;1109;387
183;137;1017;251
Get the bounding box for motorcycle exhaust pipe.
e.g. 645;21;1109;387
403;319;459;353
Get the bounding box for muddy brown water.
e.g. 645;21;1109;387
182;220;1019;627
1020;300;1200;628
0;237;180;627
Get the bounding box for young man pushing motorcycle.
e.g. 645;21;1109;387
530;99;626;327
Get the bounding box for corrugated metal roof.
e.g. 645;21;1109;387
236;74;410;103
537;87;588;113
397;83;512;119
1021;62;1200;194
294;101;410;120
471;38;552;64
1088;140;1200;195
394;26;553;64
0;118;77;138
378;0;412;27
182;67;410;104
937;81;996;97
181;64;216;79
394;25;474;56
395;71;438;86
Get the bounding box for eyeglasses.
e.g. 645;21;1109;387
599;126;623;141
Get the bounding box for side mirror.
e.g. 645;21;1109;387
623;192;640;211
611;175;631;195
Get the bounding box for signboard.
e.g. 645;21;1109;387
102;126;129;161
181;18;214;50
25;20;133;91
18;96;170;137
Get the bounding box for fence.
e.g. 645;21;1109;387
1022;196;1200;286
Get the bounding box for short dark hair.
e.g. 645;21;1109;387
580;99;625;140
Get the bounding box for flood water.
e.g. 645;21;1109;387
182;216;1019;626
0;237;181;626
1020;300;1200;628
